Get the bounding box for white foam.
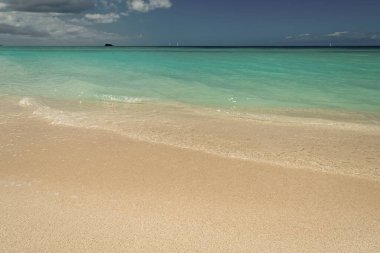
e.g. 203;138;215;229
18;97;86;127
228;97;237;103
18;97;35;107
97;94;145;103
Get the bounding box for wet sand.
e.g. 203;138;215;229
1;109;380;252
15;97;380;180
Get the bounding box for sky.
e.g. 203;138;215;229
0;0;379;46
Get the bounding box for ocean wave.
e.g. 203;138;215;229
18;97;87;126
96;94;145;103
18;97;35;107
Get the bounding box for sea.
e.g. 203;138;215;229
1;47;380;115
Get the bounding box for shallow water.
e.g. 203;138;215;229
1;47;380;115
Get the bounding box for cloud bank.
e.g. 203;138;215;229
0;0;173;44
0;0;95;13
286;31;380;43
0;11;112;39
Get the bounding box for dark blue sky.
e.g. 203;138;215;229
0;0;379;45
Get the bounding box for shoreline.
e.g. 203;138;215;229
3;95;380;181
14;94;380;129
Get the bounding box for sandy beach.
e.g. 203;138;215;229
1;0;380;250
1;98;380;252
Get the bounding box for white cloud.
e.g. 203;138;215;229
127;0;171;12
85;12;120;23
0;11;117;40
327;31;348;37
285;33;312;40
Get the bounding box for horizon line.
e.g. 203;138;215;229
1;45;380;48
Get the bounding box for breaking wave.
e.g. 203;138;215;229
96;94;145;103
18;97;89;127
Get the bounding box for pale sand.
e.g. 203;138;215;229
1;114;380;252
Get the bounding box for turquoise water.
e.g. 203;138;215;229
1;47;380;113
